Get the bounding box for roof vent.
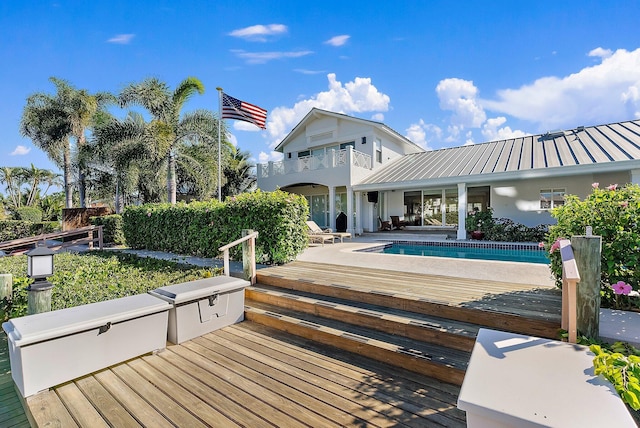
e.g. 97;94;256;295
540;130;565;141
576;126;585;132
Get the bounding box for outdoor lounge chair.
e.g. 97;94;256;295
390;216;408;230
378;217;392;231
306;220;352;243
307;232;335;246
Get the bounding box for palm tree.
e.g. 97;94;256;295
21;77;113;209
0;167;22;208
118;77;224;204
221;147;257;198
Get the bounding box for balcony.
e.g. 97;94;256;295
258;148;372;180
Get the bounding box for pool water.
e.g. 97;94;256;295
373;242;549;264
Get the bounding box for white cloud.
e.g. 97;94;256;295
107;34;135;44
228;24;287;42
294;69;326;75
404;120;442;150
325;35;350;47
588;47;613;59
258;151;283;163
10;145;30;156
482;47;640;130
266;73;390;148
231;49;313;64
233;121;263;132
371;113;384;121
481;117;528;141
436;78;486;128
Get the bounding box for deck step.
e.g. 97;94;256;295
244;302;470;385
255;274;561;339
246;284;479;352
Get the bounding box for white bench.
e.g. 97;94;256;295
458;328;636;427
2;294;171;397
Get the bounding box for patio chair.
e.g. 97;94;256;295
306;220;351;243
307;232;335;246
378;217;392;231
390;216;408;230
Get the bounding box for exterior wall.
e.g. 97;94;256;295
490;170;631;226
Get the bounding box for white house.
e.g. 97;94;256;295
257;108;640;239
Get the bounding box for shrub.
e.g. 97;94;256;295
90;214;125;245
546;183;640;308
466;208;548;242
0;251;219;319
13;206;43;222
0;220;60;242
123;190;309;264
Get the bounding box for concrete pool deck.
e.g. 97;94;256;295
298;232;556;288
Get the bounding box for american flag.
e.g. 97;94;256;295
221;93;267;129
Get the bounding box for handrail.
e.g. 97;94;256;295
218;231;259;284
0;225;104;252
559;239;581;343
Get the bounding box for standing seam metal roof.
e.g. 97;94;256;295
358;119;640;185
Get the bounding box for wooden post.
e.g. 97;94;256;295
571;235;602;339
27;281;54;315
98;226;104;249
242;229;256;284
0;273;12;321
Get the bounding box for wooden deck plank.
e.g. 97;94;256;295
111;363;209;428
74;376;142;427
191;334;424;428
26;389;79;428
93;370;175;428
218;326;465;419
169;342;359;427
127;357;241;427
212;328;466;427
55;383;109;428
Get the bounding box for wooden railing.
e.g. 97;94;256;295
559;239;581;343
218;230;259;284
0;225;104;253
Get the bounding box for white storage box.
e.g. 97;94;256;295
2;293;171;397
148;276;250;344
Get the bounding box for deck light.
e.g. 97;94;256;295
25;245;55;314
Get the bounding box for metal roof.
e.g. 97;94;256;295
356;119;640;188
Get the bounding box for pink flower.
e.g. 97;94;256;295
538;242;545;248
147;212;151;217
592;182;599;189
620;201;629;208
549;239;562;254
607;184;618;191
612;281;632;295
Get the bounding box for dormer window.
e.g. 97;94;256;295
375;138;382;163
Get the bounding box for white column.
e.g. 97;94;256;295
346;187;354;235
328;186;336;231
355;191;362;235
631;169;640;185
457;183;467;240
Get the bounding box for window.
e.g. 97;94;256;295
340;141;355;150
374;138;382;163
540;188;565;209
297;150;310;158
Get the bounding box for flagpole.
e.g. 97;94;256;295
216;87;223;202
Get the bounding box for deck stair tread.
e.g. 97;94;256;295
245;302;471;371
247;284;480;351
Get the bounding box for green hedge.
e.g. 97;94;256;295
90;214;125;245
122;190;309;264
0;220;60;242
13;206;43;222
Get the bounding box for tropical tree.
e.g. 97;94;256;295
118;77;225;203
20;77;113;208
221;147;257;198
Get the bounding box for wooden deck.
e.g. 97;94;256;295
0;334;30;427
25;322;465;427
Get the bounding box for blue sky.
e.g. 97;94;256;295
2;0;640;177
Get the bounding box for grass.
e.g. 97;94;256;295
0;250;222;319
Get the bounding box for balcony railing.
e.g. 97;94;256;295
258;148;371;179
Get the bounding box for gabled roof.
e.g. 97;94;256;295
355;119;640;190
274;108;424;153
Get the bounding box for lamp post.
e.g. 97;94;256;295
25;245;55;315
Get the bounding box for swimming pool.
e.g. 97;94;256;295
361;241;549;264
